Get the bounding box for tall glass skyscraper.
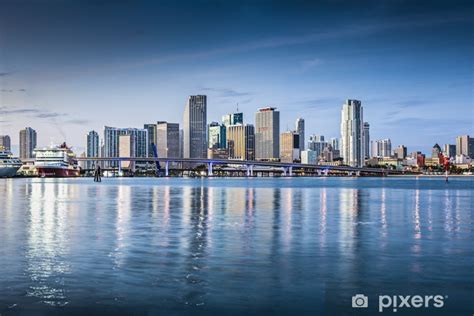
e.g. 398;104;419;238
183;95;207;159
255;107;280;161
340;100;364;167
295;118;305;152
103;126;148;167
86;130;99;169
363;122;370;159
19;127;37;159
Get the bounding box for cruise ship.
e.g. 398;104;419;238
34;142;80;177
0;149;22;177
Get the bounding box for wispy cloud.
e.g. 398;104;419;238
300;58;323;72
0;88;26;93
0;72;12;77
66;119;90;125
200;87;252;98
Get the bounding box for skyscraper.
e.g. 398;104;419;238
227;124;255;160
456;135;473;158
86;130;99;169
255;107;280;161
432;143;442;158
330;137;340;151
371;139;392;158
103;126;148;167
394;145;407;159
183;95;207;158
144;124;157;157
208;122;226;149
280;131;300;163
156;122;180;158
443;144;456;158
340;100;364;167
19;127;37;159
0;135;11;151
363;122;370;159
222;112;243;126
295;118;305;152
308;135;328;159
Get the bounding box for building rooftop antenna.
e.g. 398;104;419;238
236;103;239;112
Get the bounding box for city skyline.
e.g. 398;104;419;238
0;0;473;155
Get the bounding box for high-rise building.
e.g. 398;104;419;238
222;112;243;126
330;137;340;151
432;143;442;158
0;135;11;151
183;95;207;158
119;135;134;170
86;130;99;169
443;144;456;158
308;135;328;159
156;122;180;158
208;122;226;149
301;150;317;164
227;124;255;161
295;118;305;152
255;107;280;161
103;126;148;167
394;145;407;159
19;127;37;159
280;131;300;163
456;135;473;158
144;124;158;157
371;139;392;158
363;122;370;159
340;100;364;167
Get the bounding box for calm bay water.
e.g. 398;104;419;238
0;177;472;315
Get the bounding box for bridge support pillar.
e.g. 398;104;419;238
208;162;213;176
356;171;361;177
282;167;287;177
347;171;352;177
165;161;169;177
324;169;329;176
118;162;122;177
246;165;250;177
289;166;293;177
317;170;322;176
250;165;254;177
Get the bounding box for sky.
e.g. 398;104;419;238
0;0;473;155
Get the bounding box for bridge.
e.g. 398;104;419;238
76;157;397;176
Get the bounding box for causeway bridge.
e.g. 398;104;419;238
76;157;397;176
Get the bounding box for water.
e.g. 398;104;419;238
0;177;472;315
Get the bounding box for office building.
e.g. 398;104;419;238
301;150;317;164
393;145;407;159
86;130;99;169
227;124;255;161
183;95;207;158
255;107;280;161
340;99;364;167
156;122;180;158
443;144;456;158
222;112;243;126
363;122;370;159
308;135;328;158
19;127;37;159
280;131;300;163
432;143;442;158
295;118;305;152
0;135;11;151
103;126;148;167
208;122;226;149
371;139;392;158
456;135;473;158
144;124;158;157
330;137;340;151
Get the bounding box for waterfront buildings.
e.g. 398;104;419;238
443;144;456;158
0;135;11;151
156;122;180;159
86;130;99;169
255;107;280;161
371;139;392;158
227;124;255;160
308;135;328;159
183;95;207;158
394;145;407;159
330;137;340;151
119;135;134;170
340;100;364;167
295;118;305;152
208;122;226;149
280;131;300;163
456;135;473;158
363;122;370;159
19;127;37;159
301;149;317;164
207;148;229;159
103;126;148;167
144;124;158;157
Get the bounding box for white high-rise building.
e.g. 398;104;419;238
183;95;207;158
255;107;280;161
103;126;148;168
295;118;305;152
86;130;99;169
371;139;392;158
340;99;364;167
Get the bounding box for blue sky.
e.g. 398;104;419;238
0;0;472;155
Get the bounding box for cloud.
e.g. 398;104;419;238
66;119;90;125
200;87;252;98
0;106;40;115
0;72;12;77
300;58;323;71
35;112;66;118
0;88;27;93
18;89;26;92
